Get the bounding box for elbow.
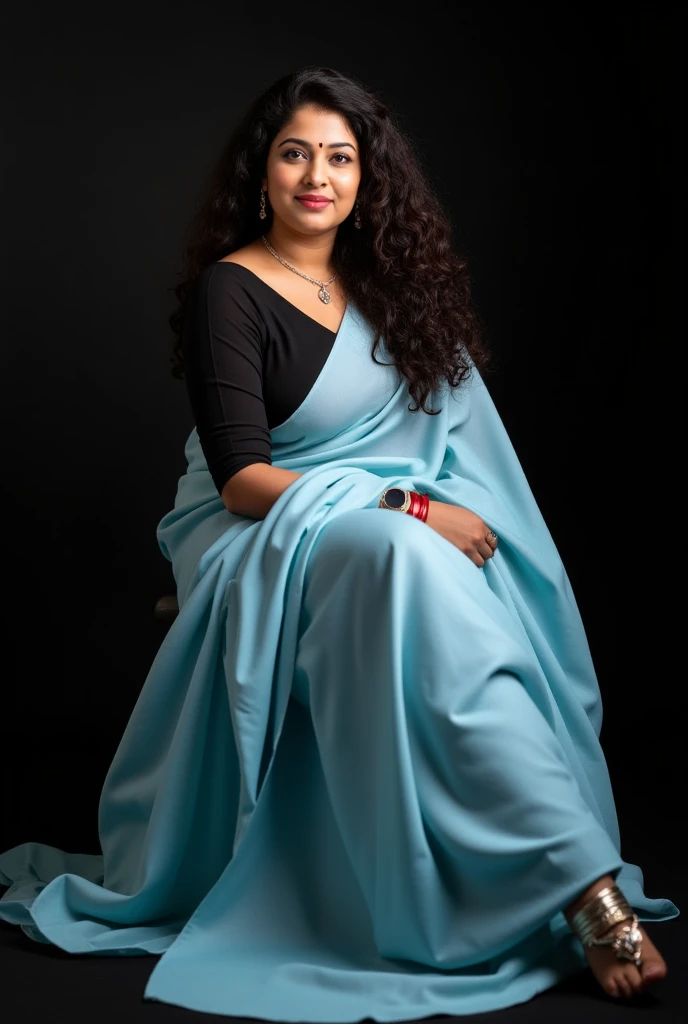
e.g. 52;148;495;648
219;461;271;514
220;471;244;514
220;473;239;513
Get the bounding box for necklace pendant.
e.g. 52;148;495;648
318;286;331;304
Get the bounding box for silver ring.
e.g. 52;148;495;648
486;530;498;543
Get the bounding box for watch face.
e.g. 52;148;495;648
385;488;406;509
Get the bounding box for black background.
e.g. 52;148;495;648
0;1;683;892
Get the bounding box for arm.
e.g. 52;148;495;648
182;265;301;519
221;463;302;519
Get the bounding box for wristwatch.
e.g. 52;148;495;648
378;487;411;513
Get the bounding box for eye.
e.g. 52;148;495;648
331;153;352;164
282;149;306;160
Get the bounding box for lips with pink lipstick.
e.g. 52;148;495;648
296;194;332;210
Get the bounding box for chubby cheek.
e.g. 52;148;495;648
335;171;360;204
269;161;301;197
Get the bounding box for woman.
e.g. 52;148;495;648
0;66;678;1019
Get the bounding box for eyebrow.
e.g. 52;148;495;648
277;136;356;151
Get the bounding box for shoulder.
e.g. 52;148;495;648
196;260;267;333
181;264;268;359
198;240;274;302
217;239;267;274
197;257;254;295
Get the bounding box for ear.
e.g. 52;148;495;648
261;176;268;191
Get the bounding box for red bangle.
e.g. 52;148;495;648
406;491;429;521
419;492;429;522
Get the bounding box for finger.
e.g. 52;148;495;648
477;540;494;561
472;552;485;568
486;534;498;551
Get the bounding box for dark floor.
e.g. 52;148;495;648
1;837;684;1024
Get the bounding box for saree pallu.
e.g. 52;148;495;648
0;303;678;1020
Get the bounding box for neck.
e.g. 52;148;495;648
265;221;336;278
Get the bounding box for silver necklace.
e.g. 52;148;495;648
261;234;337;304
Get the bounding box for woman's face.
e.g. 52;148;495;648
262;104;361;235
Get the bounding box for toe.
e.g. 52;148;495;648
625;964;644;995
604;978;619;998
615;970;633;999
641;959;667;989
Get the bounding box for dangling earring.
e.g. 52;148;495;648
354;200;362;230
259;188;267;220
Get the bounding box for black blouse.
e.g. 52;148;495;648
181;262;338;495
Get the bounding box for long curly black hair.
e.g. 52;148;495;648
169;66;489;414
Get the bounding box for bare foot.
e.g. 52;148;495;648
583;921;667;998
564;875;668;999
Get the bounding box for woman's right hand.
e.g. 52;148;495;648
425;500;497;567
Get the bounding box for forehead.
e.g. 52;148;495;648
275;105;357;145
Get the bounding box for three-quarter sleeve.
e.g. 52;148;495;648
182;264;273;496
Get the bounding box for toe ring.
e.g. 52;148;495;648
588;914;643;967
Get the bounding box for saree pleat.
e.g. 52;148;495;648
0;303;678;1019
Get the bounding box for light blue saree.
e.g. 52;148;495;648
0;302;678;1020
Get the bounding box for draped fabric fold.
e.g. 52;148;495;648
0;303;678;1019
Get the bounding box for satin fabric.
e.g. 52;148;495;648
0;302;678;1020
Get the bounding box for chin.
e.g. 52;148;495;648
280;211;340;234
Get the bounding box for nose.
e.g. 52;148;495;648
303;152;330;188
